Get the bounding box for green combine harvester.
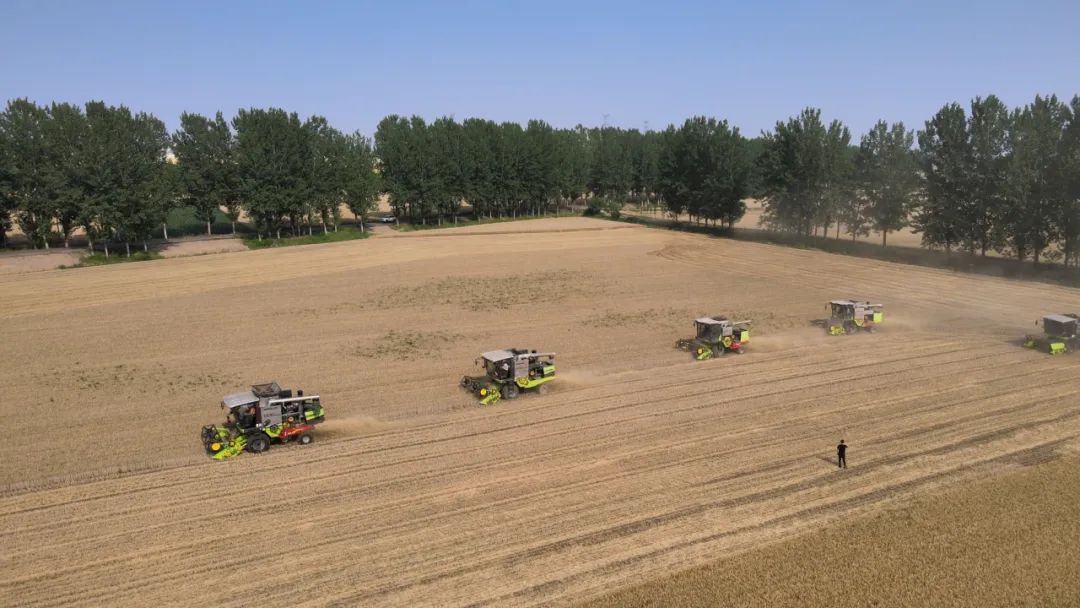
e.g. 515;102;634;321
675;316;751;360
461;349;556;405
201;382;325;459
1023;314;1079;355
825;300;884;335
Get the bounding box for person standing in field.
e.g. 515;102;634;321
837;439;847;469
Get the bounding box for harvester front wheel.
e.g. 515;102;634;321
298;434;314;446
537;383;550;396
503;383;520;400
246;433;271;453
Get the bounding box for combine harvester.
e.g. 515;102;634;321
825;300;883;335
675;316;751;360
1023;314;1079;355
461;349;556;405
201;382;325;459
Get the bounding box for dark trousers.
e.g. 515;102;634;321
838;454;846;468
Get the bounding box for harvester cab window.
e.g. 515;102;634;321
487;358;511;380
237;406;257;429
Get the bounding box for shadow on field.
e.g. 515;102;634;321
616;215;1080;288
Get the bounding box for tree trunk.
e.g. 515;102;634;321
231;221;236;234
276;229;281;239
882;231;887;247
163;223;169;241
125;242;131;257
104;242;109;258
206;220;212;236
143;240;148;253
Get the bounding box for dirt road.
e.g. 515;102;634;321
2;217;1078;607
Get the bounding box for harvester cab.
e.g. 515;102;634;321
461;349;556;405
201;382;325;460
676;316;751;360
1024;314;1079;355
826;300;883;335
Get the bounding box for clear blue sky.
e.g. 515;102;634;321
2;0;1077;138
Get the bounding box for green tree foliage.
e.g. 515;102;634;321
523;120;561;216
1061;96;1080;268
82;101;171;256
965;96;1011;256
43;103;89;247
232;108;310;238
1002;95;1068;265
172;112;235;235
305;115;348;233
377;117;594;221
0;99;52;248
914;103;969;253
758;108;853;236
658;116;751;227
375;115;426;221
588;127;633;198
559;126;592;207
340;132;379;229
428;117;466;223
856;121;919;246
0;119;11;247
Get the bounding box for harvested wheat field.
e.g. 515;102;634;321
2;216;1079;607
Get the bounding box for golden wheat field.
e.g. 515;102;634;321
584;450;1080;607
2;216;1079;607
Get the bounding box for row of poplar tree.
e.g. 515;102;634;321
758;95;1080;267
0;100;379;254
2;94;1079;266
375;94;1080;267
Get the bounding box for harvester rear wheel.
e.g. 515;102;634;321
503;383;520;400
298;434;314;446
537;384;550;396
246;433;271;453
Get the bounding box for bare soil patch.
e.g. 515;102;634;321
158;237;248;257
0;250;82;275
